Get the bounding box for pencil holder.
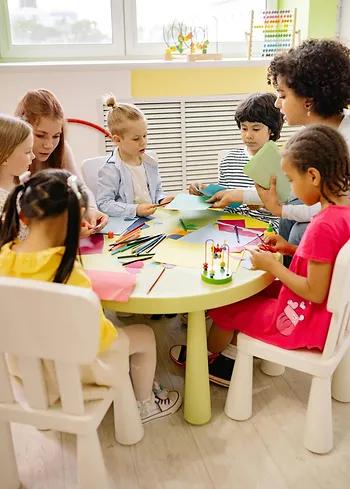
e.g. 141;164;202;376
201;240;232;285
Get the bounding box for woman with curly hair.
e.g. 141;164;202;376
211;39;350;249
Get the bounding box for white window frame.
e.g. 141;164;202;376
124;0;278;58
0;0;125;60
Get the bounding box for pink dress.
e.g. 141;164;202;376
209;205;350;351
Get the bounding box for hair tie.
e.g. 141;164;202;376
19;170;31;185
67;175;82;200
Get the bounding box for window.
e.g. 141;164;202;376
0;0;277;60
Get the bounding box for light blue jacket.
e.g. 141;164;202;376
96;150;166;218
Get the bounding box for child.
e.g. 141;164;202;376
97;94;173;218
171;125;350;385
0;115;34;235
0;168;182;423
189;92;284;230
208;124;350;355
14;89;108;234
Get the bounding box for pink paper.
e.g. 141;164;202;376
86;269;136;301
125;261;145;274
217;219;246;231
79;234;104;255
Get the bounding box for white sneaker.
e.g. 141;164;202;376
137;391;182;424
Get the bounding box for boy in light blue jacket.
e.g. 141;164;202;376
97;95;173;218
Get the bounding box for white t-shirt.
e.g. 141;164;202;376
125;163;152;204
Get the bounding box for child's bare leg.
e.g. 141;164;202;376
207;323;234;353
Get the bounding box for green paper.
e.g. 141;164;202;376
243;141;291;203
164;193;212;211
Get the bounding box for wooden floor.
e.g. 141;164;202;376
12;314;350;489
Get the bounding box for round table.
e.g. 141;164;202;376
82;209;274;425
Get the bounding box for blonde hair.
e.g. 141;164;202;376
0;114;32;167
105;94;145;136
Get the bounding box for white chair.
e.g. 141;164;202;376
81;156;107;198
225;240;350;454
0;277;144;489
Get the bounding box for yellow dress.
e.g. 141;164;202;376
0;241;119;404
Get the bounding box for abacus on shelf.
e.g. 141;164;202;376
201;239;232;285
246;8;300;60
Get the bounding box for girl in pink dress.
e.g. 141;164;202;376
209;124;350;353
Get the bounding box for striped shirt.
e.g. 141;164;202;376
218;147;280;231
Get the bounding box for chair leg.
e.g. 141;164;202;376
332;349;350;402
0;421;20;489
304;376;333;454
225;350;253;420
77;431;110;489
260;360;285;377
113;375;144;445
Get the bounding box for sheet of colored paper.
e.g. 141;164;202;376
217;219;246;230
164;193;212;211
85;269;136;301
153;239;204;268
99;216;137;235
79;234;104;255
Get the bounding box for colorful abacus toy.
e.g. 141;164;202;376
201;239;232;285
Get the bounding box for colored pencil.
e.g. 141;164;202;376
234;225;240;244
133;234;165;255
118;253;155;259
121;256;154;266
147;266;166;294
110;234;162;249
179;218;187;231
136;234;166;254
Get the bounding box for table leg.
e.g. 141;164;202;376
184;310;211;424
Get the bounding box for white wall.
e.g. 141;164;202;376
0;65;131;165
339;0;350;47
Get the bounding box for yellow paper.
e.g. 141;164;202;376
153;239;204;268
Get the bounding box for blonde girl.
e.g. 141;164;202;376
14;89;108;234
0;114;34;217
97;94;173;218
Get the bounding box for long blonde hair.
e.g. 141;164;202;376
0;114;32;167
105;94;145;136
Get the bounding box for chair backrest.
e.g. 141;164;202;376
323;240;350;358
0;277;101;414
81;156;108;198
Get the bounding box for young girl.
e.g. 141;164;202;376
0;114;34;222
190;92;284;229
208;124;350;354
97;95;173;218
0;169;182;422
14;89;108;235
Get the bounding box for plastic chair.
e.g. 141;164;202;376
225;240;350;454
0;277;144;489
81;156;107;198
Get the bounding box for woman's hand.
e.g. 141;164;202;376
263;234;297;256
137;203;157;217
188;182;207;196
255;176;282;216
84;208;109;233
207;189;242;208
248;248;277;272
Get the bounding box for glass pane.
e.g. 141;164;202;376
8;0;112;45
136;0;265;45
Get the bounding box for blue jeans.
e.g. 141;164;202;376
279;198;309;266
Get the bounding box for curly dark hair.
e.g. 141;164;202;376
267;39;350;117
283;125;350;204
235;92;284;141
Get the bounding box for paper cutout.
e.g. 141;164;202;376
217;219;246;230
85;269;136;301
243;141;291;203
79;234;104;255
201;184;241;209
164;193;212;211
179;223;258;251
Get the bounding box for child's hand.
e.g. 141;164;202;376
248;248;277;272
158;195;174;205
80;219;94;238
263;234;296;255
85;209;109;233
136;203;157;217
207;189;242;208
188;182;206;195
255;177;282;216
